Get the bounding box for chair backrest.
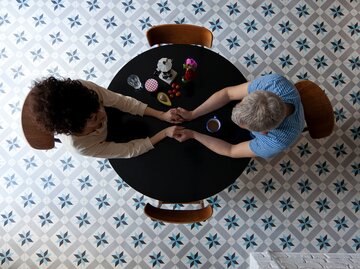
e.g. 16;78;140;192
146;24;213;48
21;90;55;150
295;80;334;139
144;201;213;224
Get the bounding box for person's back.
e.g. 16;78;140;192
246;74;305;158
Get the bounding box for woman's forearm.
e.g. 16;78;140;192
149;126;184;146
144;106;164;121
149;129;167;145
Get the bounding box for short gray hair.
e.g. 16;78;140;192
231;90;286;132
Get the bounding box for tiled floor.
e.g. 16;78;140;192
0;0;359;268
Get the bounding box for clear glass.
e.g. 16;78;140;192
127;74;142;90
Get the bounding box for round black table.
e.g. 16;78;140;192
107;44;251;203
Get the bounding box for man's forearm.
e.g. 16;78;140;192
192;131;255;158
191;89;231;119
192;131;233;156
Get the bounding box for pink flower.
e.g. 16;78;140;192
185;58;197;69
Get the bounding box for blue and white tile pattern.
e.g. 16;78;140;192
0;0;359;268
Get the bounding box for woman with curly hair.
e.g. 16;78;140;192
28;76;184;158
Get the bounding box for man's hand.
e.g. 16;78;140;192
164;125;185;138
161;108;184;124
176;107;194;121
173;128;196;142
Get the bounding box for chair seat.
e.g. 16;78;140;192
295;80;334;139
146;24;213;48
21;90;55;150
144;203;213;224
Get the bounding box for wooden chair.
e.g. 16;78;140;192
144;200;213;224
21;90;57;150
146;24;213;48
295;80;334;139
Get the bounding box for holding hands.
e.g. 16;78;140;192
172;128;196;142
150;125;184;146
165;107;198;143
162;108;184;124
175;107;194;121
149;107;193;146
164;125;185;139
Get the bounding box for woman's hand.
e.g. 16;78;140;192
173;128;195;142
164;125;185;138
161;108;184;124
150;125;184;145
176;107;194;121
144;107;183;124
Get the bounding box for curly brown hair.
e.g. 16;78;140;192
29;77;100;135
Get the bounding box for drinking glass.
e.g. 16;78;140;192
127;74;142;90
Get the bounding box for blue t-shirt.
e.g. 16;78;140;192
247;74;305;158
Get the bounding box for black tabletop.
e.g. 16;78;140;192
108;44;251;203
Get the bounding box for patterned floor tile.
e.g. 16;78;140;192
0;0;359;268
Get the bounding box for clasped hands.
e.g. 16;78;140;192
161;108;197;142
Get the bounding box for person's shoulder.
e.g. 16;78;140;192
249;73;284;93
249;136;282;159
78;79;107;94
261;73;286;81
254;74;293;90
78;79;99;88
250;73;283;85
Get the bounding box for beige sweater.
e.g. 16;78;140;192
59;80;154;158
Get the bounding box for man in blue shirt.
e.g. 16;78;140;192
175;74;305;159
